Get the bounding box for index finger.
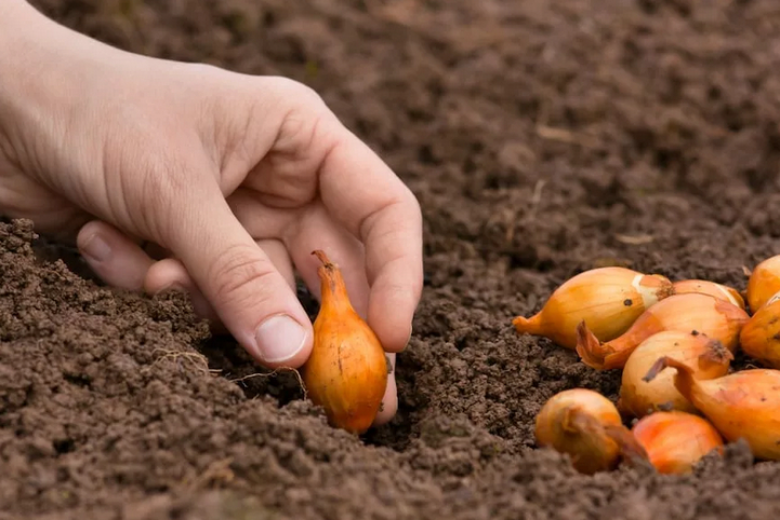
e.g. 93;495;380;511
317;122;423;353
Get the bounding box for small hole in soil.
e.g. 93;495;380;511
262;11;276;28
196;279;319;403
199;336;306;405
418;144;439;165
362;355;423;452
63;373;92;388
362;409;415;452
53;439;75;455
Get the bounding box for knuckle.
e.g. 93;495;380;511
273;77;327;109
207;244;278;305
184;62;222;78
275;102;337;166
404;191;423;222
256;77;338;159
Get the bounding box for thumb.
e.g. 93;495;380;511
164;183;312;369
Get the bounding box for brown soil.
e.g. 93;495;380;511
4;0;780;518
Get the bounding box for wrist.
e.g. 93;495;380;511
0;0;28;20
0;3;116;179
0;2;50;68
0;1;48;171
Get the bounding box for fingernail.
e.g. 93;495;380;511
81;234;111;262
254;314;307;364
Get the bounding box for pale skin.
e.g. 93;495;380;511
0;1;423;425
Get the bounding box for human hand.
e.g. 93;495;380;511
0;2;422;425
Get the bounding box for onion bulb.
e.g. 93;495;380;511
513;267;674;349
747;255;780;312
534;388;648;475
618;330;732;418
632;411;724;474
644;357;780;460
302;250;388;434
672;279;745;310
575;293;748;370
739;296;780;369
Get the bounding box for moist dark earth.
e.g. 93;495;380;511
4;0;780;518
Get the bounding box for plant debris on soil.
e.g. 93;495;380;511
5;0;780;519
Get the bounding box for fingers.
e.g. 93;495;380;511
76;220;155;290
317;125;423;353
225;89;422;352
165;185;313;369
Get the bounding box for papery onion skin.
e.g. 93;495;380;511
302;250;388;435
632;411;724;474
619;330;732;418
672;280;745;310
747;255;780;312
535;388;648;475
513;267;674;350
739;298;780;369
576;293;748;370
644;357;780;461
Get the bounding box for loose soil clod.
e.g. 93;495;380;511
6;0;780;519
